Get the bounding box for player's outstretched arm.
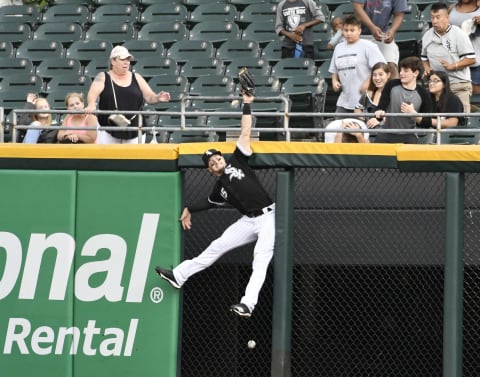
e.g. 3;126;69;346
179;207;192;230
238;93;254;154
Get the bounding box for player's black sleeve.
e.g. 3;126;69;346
187;197;214;213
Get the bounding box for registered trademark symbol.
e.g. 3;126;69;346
150;287;164;303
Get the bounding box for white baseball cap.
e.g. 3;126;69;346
110;45;134;60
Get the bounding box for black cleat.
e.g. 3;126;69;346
230;303;252;318
155;267;180;289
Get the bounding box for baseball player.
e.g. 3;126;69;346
155;93;275;318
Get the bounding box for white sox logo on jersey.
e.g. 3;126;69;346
225;165;245;181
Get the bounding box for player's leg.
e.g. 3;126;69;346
171;217;257;286
233;211;275;316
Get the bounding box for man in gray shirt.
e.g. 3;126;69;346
421;2;476;112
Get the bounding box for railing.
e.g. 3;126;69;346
2;95;480;144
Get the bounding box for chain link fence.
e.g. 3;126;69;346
178;167;480;377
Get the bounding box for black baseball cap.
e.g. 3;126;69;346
202;148;222;167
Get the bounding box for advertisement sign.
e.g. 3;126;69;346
0;170;181;377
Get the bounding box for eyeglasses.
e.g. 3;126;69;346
428;79;442;84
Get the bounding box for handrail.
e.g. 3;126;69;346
4;98;480;144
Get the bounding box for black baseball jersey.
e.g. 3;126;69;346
208;146;273;214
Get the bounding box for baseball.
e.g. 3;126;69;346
247;340;256;349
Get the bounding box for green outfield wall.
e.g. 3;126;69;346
1;143;480;377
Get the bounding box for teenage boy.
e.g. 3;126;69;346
329;15;386;115
275;0;325;59
374;56;432;144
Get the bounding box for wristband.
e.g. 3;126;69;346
243;103;251;115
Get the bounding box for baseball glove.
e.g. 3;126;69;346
238;67;255;96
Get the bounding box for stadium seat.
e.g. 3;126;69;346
179;58;225;80
44;73;92;93
282;75;328;131
188;97;240;111
261;40;283;65
0;22;32;46
440;117;480;144
166;40;215;63
15;40;64;62
241;21;277;46
122;40;165;59
224;57;271;79
0;74;43;93
188;21;241;46
0;41;14;58
84;22;135;44
188;3;238;24
33;22;83;46
0;89;33;114
169;131;219;143
0;5;41;26
92;0;140;5
132;57;179;78
320;0;351;11
216;39;261;62
397;19;429;32
182;0;227;11
189;75;235;96
83;57;109;78
270;58;317;80
90;4;139;24
395;31;422;60
0;57;34;77
311;22;333;43
137;22;188;48
66;40;113;63
140;3;188;24
316;59;332;79
330;3;354;19
228;0;266;11
41;4;91;24
35;58;83;78
147;74;189;97
404;2;421;20
237;2;277;29
419;3;434;22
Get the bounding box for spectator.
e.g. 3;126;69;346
353;0;408;79
324;119;370;143
57;92;98;144
275;0;325;59
427;70;465;129
421;2;476;112
16;92;37;142
329;15;386;115
86;45;171;144
22;97;58;144
356;61;392;129
327;16;344;50
448;0;480;94
374;56;433;144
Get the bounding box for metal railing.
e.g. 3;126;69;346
2;95;479;144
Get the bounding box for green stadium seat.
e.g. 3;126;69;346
238;2;277;29
166;40;215;63
36;58;83;79
84;22;135;44
0;74;43;93
41;4;91;24
0;41;14;58
0;57;34;77
82;57;109;78
137;22;188;48
140;3;188;24
90;4;139;24
224;57;270;79
33;22;83;46
179;58;225;80
122;40;165;59
132;56;179;78
188;21;241;46
270;58;317;80
241;20;277;46
189;75;235;96
15;40;64;62
66;40;113;63
330;3;354;19
188;3;238;24
44;73;92;93
216;39;261;62
0;22;32;46
0;5;41;26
